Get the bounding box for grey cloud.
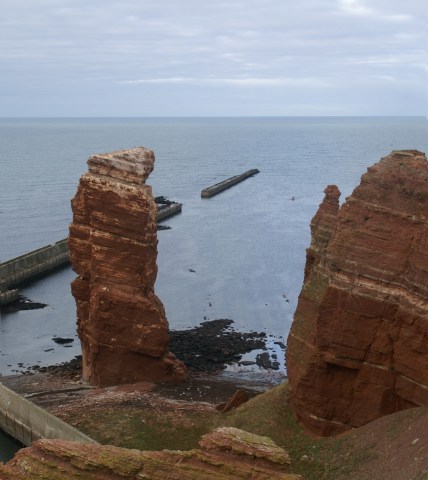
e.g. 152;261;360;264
0;0;426;116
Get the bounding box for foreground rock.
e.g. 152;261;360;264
287;150;428;436
68;147;186;386
0;427;301;480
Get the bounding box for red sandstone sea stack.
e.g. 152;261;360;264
68;147;187;386
287;150;428;436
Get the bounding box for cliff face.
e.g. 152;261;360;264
287;150;428;436
0;428;301;480
68;147;186;387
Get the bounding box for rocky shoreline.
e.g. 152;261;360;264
14;318;284;381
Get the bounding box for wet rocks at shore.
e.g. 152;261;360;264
168;319;268;373
25;356;83;379
256;352;280;370
17;319;282;379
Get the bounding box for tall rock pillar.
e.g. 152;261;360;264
68;147;187;386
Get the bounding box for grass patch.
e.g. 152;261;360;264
65;399;220;452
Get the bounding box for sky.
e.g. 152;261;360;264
1;0;427;117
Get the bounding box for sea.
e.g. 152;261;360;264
0;116;427;458
1;116;427;375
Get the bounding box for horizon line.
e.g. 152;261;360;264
0;114;427;120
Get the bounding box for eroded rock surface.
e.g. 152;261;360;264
68;147;186;386
287;150;428;436
0;428;301;480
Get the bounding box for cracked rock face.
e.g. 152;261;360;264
68;147;186;387
287;150;428;436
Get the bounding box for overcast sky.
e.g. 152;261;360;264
1;0;426;117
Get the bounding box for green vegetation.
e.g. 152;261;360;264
61;382;428;480
63;383;356;479
67;402;217;452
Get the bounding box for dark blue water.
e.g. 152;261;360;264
0;430;21;463
0;117;427;377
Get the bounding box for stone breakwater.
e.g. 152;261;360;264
201;169;260;198
0;240;69;306
0;383;96;447
287;150;428;436
68;147;187;387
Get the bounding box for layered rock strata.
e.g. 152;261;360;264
0;428;302;480
68;147;186;386
287;150;428;436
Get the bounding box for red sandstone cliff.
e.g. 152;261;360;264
287;150;428;436
0;428;301;480
68;147;186;386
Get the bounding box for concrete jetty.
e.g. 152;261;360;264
157;202;182;221
0;289;20;306
201;169;260;198
0;239;69;294
0;383;97;446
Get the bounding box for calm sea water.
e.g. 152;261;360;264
0;117;427;378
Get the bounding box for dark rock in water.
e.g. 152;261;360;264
169;319;267;373
256;352;280;370
2;296;47;312
52;337;74;345
256;352;271;369
157;225;171;231
154;195;176;205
